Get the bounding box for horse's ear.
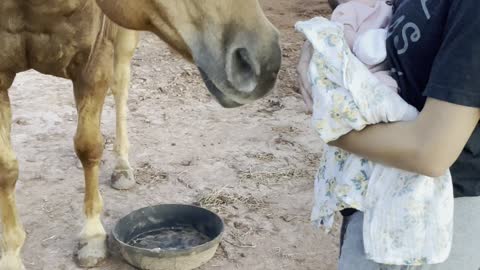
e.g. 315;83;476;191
96;0;153;31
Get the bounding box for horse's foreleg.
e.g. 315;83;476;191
110;29;139;190
0;73;25;270
73;50;112;267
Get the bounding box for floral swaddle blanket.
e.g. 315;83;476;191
295;17;454;265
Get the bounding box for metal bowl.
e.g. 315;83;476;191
111;204;224;270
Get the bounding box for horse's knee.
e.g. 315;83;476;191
0;155;19;190
0;154;24;253
0;73;15;91
74;130;104;168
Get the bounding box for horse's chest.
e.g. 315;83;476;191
0;0;102;78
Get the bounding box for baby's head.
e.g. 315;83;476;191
328;0;351;10
328;0;393;10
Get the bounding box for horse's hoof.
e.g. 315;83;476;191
75;234;107;268
111;169;135;190
0;255;25;270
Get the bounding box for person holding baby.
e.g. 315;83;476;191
296;0;480;269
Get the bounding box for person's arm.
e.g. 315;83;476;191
296;0;480;176
330;98;480;177
328;0;480;177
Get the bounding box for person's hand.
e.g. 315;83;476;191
296;41;314;113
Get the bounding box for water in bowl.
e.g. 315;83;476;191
128;225;211;251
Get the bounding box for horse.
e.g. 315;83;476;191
0;0;281;268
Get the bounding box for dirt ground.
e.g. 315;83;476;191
8;0;341;269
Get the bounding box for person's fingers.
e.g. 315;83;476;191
296;41;315;112
297;42;313;70
299;67;312;97
302;87;313;113
297;72;313;113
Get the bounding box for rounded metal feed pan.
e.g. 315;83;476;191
111;204;224;270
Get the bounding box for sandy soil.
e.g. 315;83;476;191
7;0;341;269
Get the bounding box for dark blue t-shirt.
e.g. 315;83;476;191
387;0;480;197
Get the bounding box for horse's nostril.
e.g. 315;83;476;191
235;48;254;77
227;47;259;93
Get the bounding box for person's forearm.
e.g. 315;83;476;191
329;98;480;177
329;120;442;176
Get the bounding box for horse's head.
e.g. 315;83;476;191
97;0;282;108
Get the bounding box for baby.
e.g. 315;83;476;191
329;0;398;92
